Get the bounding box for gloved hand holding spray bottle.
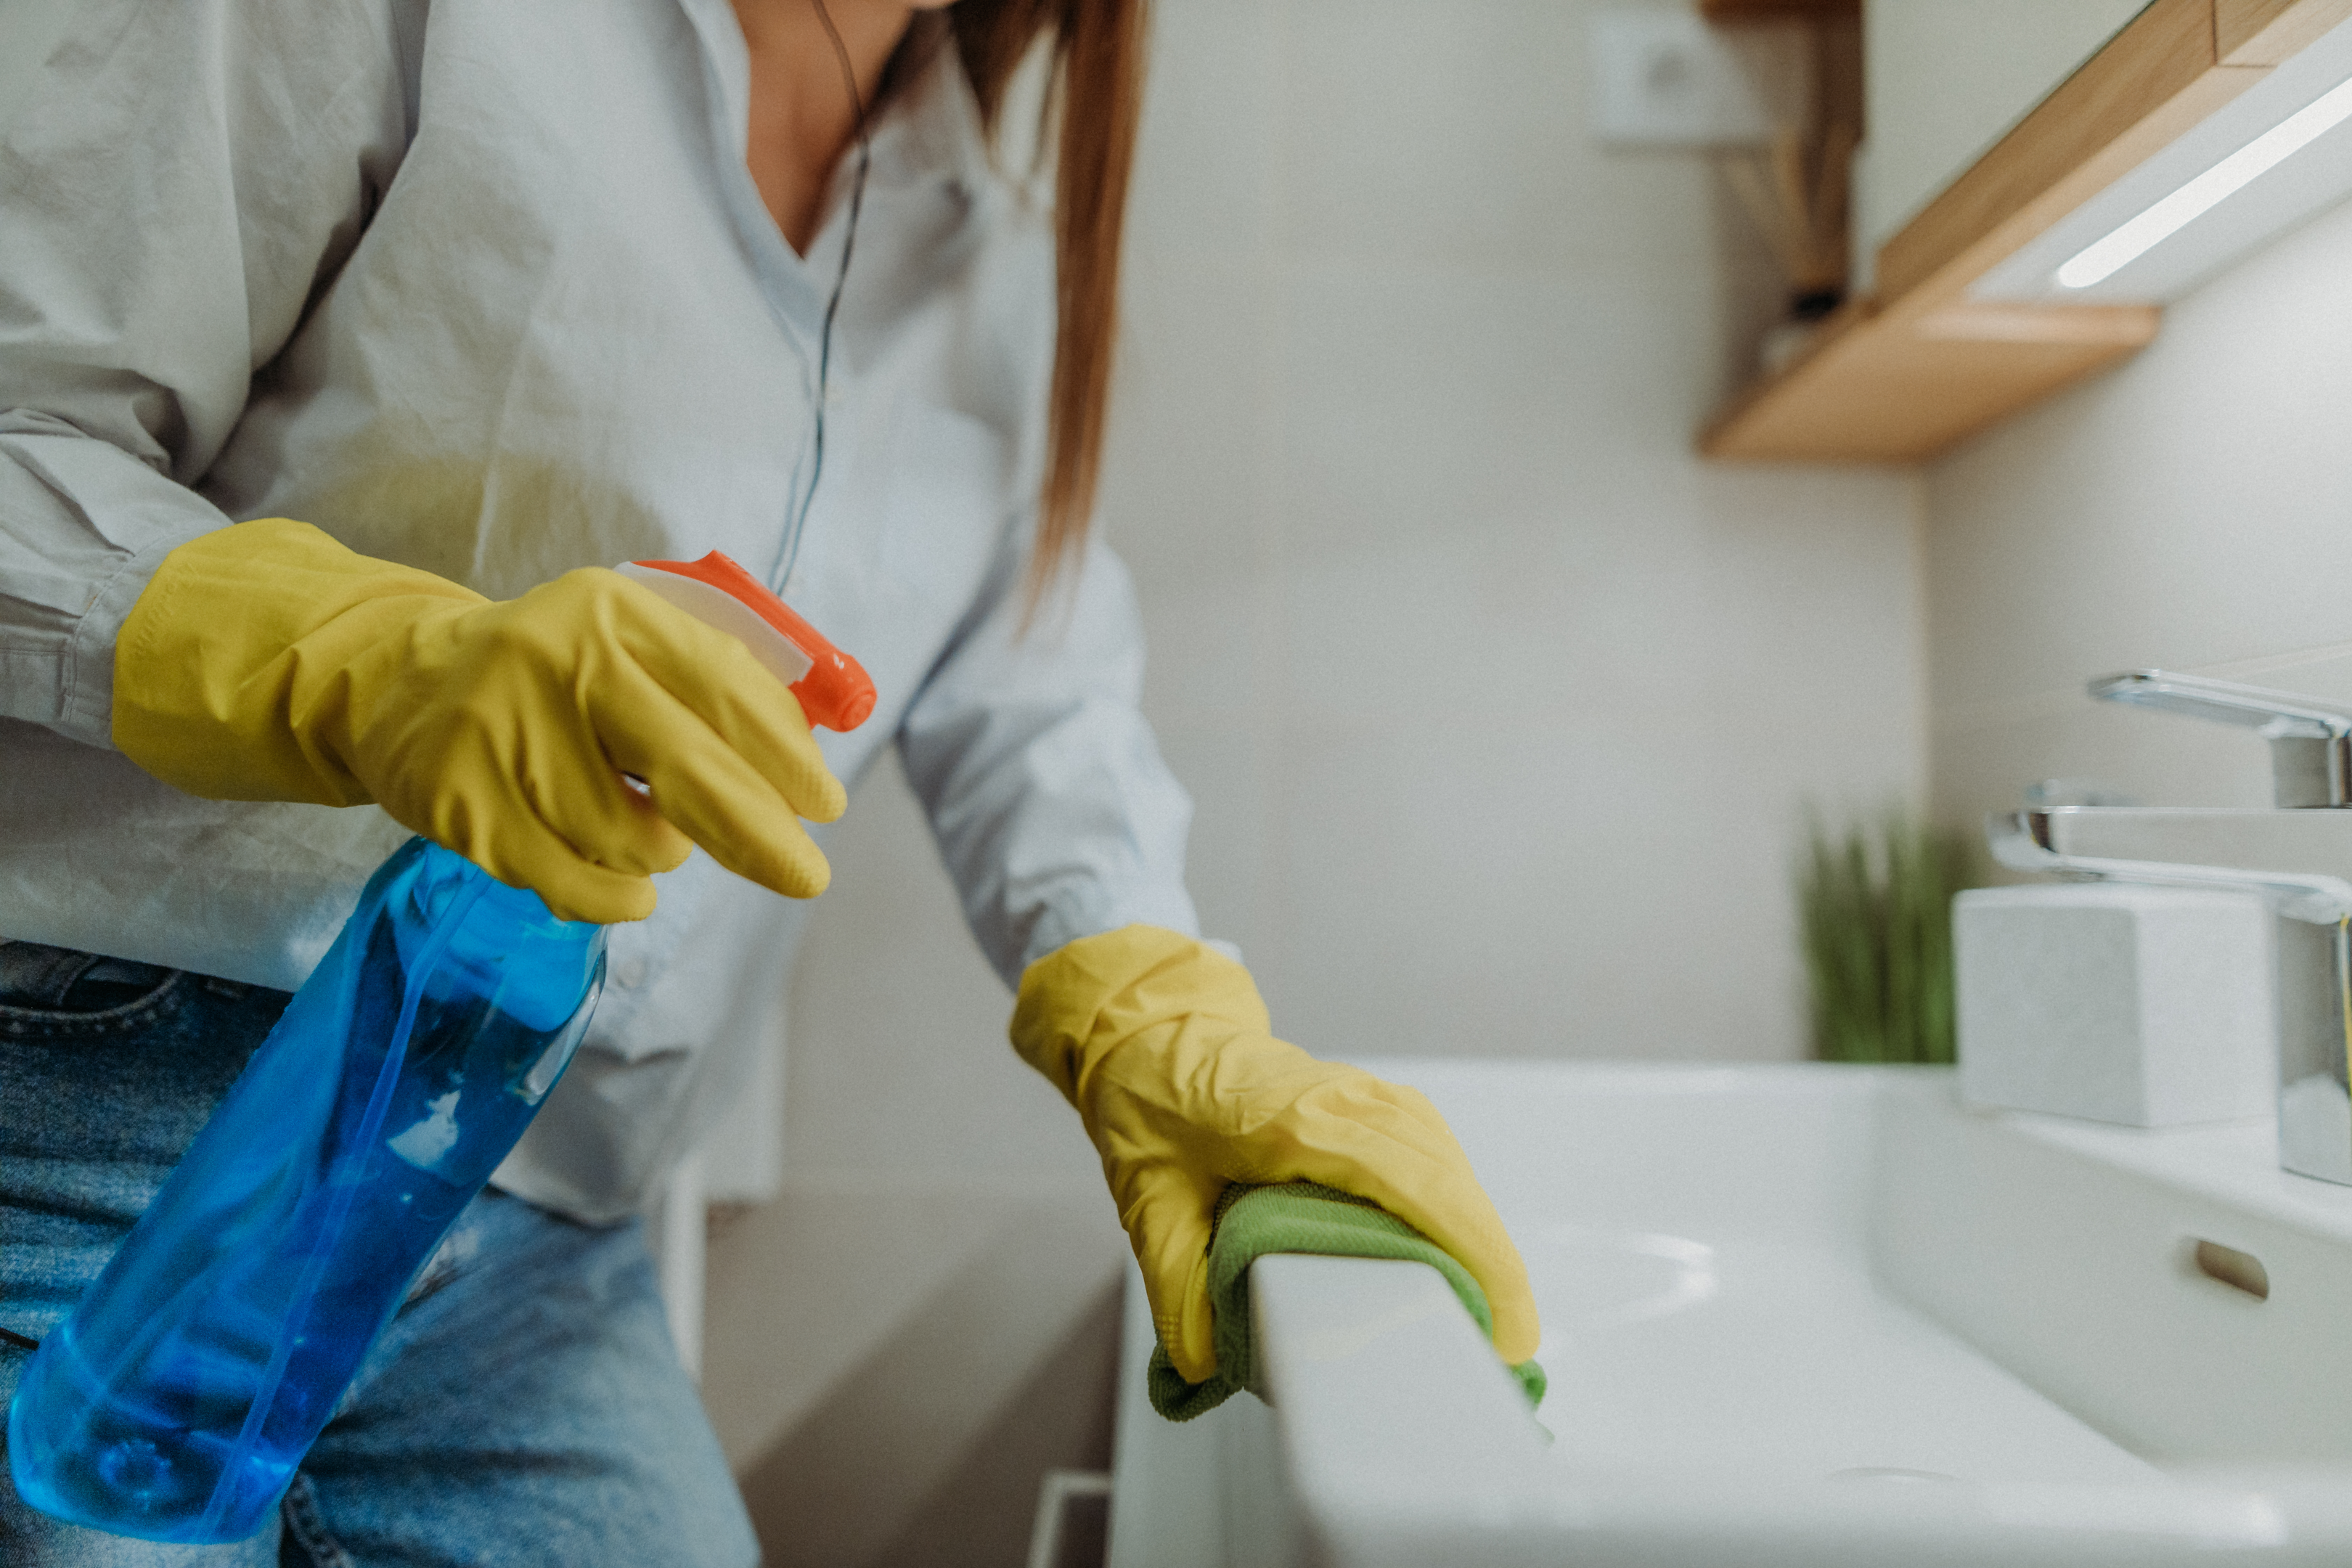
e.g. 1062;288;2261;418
6;531;872;1544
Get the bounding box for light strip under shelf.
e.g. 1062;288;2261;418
2057;70;2352;290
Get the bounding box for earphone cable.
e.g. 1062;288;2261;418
778;0;873;589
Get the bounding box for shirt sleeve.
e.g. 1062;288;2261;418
897;530;1201;989
0;0;414;747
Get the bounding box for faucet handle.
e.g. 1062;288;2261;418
2091;669;2352;807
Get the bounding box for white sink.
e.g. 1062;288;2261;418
1105;1062;2352;1567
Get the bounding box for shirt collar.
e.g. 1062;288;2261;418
672;1;1008;333
860;32;997;204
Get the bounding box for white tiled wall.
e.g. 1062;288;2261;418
720;8;1930;1558
780;0;1927;1191
1927;193;2352;841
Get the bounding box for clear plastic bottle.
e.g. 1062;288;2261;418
5;837;604;1543
7;548;872;1543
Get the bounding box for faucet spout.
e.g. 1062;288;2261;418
1989;809;2352;924
1985;666;2352;1184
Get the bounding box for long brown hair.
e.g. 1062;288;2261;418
947;1;1148;603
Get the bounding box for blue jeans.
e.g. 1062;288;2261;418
0;944;757;1567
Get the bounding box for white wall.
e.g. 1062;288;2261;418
1105;1;1924;1075
1927;192;2352;844
711;4;1926;1562
788;3;1926;1168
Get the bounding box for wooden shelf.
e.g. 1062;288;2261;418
1702;298;2157;463
1702;0;2352;462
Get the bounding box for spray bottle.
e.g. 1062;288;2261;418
6;553;872;1543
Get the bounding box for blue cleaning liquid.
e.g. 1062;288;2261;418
6;838;603;1543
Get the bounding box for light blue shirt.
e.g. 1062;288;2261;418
0;0;1198;1219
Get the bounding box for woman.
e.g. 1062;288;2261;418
0;1;1538;1561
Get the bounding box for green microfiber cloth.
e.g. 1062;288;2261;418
1146;1180;1548;1422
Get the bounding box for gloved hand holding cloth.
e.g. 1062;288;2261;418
110;518;846;923
1010;925;1542;1411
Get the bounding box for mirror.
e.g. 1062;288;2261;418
1854;1;2154;288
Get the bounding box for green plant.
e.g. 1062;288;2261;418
1798;809;1968;1064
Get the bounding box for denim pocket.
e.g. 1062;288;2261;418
0;942;188;1040
0;959;287;1344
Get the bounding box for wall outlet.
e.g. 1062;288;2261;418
1591;9;1810;149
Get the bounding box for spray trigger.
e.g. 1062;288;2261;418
616;551;876;732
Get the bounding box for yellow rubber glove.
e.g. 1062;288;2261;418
113;518;846;923
1010;924;1540;1383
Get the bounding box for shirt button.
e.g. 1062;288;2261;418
614;958;648;989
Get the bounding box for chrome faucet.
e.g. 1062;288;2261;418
1989;670;2352;1185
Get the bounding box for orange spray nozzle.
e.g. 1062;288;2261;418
616;551;877;732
